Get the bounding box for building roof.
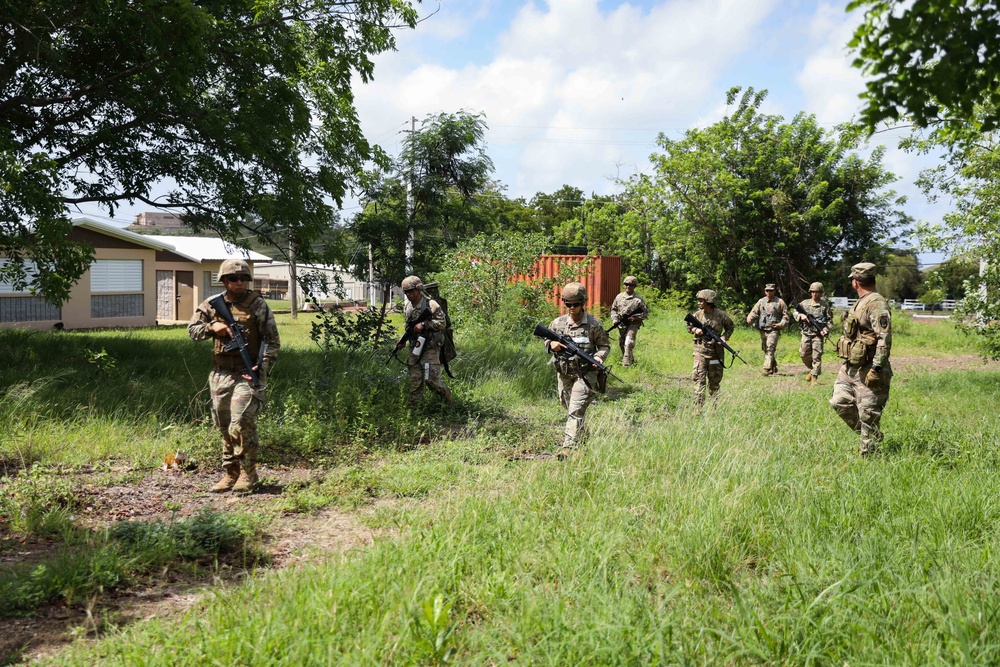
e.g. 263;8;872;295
145;235;273;264
72;218;177;252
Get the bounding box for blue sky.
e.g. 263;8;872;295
81;0;946;266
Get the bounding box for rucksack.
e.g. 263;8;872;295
422;282;456;377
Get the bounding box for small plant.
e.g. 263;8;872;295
0;465;78;535
84;347;117;373
413;594;458;664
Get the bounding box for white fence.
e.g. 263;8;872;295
831;297;960;311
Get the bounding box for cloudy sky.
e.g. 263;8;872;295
82;0;946;264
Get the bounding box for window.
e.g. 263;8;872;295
90;260;142;293
0;259;38;294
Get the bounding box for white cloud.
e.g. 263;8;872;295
795;3;865;126
354;0;781;199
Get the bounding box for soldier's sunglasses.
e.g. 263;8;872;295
563;301;583;307
224;275;249;283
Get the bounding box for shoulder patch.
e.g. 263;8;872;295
878;313;890;329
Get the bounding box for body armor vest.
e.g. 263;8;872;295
212;292;262;362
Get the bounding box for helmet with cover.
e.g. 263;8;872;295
219;259;252;280
400;275;423;291
809;281;824;293
623;275;638;287
696;289;717;304
561;282;587;304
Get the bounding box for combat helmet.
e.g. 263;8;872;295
623;275;638;287
696;289;717;304
809;282;824;293
219;259;252;280
561;282;587;304
400;275;423;291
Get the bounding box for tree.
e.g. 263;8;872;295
878;250;923;302
643;87;908;307
530;186;586;238
849;0;1000;136
1;0;417;303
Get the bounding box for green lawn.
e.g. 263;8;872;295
5;310;1000;664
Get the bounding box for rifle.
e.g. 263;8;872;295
794;303;830;338
533;322;622;392
606;303;644;333
683;313;748;367
208;294;265;387
387;307;434;366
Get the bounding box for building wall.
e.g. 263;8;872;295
0;246;158;330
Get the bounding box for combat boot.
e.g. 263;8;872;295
441;386;453;405
211;464;240;493
809;375;818;386
232;465;258;493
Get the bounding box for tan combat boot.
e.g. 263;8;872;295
232;465;258;493
809;375;818;386
211;464;240;493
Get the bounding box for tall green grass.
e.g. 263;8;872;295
23;311;1000;664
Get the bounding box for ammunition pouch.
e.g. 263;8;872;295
837;333;876;366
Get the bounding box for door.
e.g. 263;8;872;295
156;271;173;320
175;271;194;321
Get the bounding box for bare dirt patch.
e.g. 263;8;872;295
1;464;380;665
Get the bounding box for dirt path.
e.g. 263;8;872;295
1;464;382;665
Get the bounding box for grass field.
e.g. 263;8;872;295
4;309;1000;664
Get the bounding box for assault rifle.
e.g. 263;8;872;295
533;322;622;392
208;294;266;387
606;303;644;333
794;303;830;338
387;307;434;366
683;313;748;367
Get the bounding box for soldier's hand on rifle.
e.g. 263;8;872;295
821;327;829;336
692;328;703;337
549;341;566;353
242;364;259;382
415;322;424;332
209;321;233;339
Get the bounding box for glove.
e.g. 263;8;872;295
864;368;881;388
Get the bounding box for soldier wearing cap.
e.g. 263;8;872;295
795;282;834;385
746;283;789;375
545;282;611;457
687;289;735;409
400;275;451;407
188;259;280;493
609;275;649;367
830;262;892;456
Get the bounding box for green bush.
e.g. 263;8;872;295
0;465;78;535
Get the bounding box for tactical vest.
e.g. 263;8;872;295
758;298;780;329
552;314;598;377
212;292;262;363
836;293;883;366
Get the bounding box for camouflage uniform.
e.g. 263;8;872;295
188;289;279;485
688;306;735;407
404;294;450;406
830;263;892;456
747;290;789;374
797;297;834;379
546;312;611;449
610;286;648;367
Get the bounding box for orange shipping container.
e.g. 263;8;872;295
522;255;622;313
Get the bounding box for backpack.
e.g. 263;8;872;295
422;282;456;377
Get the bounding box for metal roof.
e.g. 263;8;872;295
145;235;274;263
72;218;177;252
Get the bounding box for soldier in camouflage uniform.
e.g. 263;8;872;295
687;289;735;409
795;282;834;385
545;282;611;457
830;263;892;457
400;275;452;407
188;259;280;493
610;276;649;367
746;283;789;376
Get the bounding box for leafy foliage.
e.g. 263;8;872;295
1;0;417;303
637;87;908;306
849;0;1000;135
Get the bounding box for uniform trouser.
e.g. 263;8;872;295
407;346;448;405
618;324;641;365
759;329;780;372
692;354;724;406
557;371;597;447
799;334;824;377
830;363;892;454
209;370;263;470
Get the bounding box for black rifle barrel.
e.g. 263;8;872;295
794;303;829;337
208;294;261;386
683;313;748;366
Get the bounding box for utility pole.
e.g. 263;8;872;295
368;243;376;307
289;238;298;320
405;114;416;274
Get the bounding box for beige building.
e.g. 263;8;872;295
0;219;272;330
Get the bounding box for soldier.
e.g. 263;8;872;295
400;275;452;407
830;263;892;457
795;282;834;385
610;275;649;367
746;283;789;375
545;282;611;458
188;259;280;493
687;289;735;409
